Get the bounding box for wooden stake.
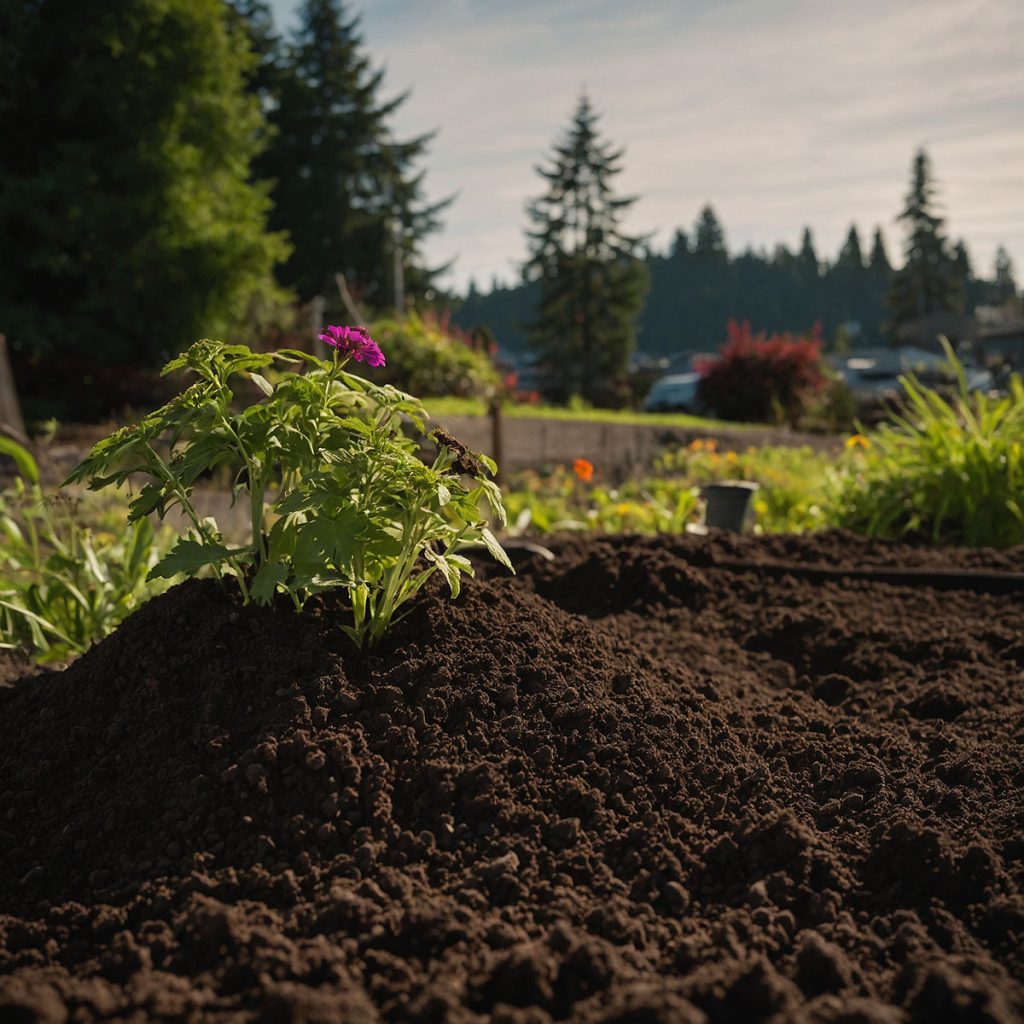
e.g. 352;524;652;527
0;334;28;443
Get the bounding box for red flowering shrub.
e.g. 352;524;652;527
697;320;828;426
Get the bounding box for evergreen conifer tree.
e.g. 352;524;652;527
992;246;1018;305
226;1;283;103
837;226;864;269
886;148;963;336
257;0;448;306
525;96;648;405
798;227;820;276
0;0;287;371
694;205;727;258
868;227;891;274
670;229;691;259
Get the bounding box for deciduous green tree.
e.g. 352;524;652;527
0;0;288;373
525;97;648;405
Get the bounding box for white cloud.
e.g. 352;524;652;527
272;0;1024;291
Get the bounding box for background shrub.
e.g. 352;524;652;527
368;312;501;398
697;319;828;426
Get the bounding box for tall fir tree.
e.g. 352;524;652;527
257;0;448;307
226;0;282;103
525;97;648;405
992;246;1018;305
798;227;820;276
670;229;691;259
836;225;864;269
868;227;891;274
694;205;727;258
0;0;287;374
886;148;963;336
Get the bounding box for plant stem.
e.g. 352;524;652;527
143;442;250;603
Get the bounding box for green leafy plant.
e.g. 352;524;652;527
0;438;168;661
65;329;511;649
368;311;501;398
503;440;833;538
833;339;1024;547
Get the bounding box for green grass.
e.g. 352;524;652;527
421;396;750;432
834;342;1024;548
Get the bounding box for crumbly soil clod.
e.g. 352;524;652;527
1;531;1022;1022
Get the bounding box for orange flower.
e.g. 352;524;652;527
573;458;594;482
845;433;870;450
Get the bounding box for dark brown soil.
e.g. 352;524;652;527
2;531;1023;1023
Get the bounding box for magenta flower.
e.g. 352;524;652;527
318;325;386;367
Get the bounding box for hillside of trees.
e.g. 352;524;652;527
456;209;1014;359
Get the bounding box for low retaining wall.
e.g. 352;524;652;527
432;414;839;478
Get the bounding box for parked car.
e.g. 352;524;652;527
643;372;702;412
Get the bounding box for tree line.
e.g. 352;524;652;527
0;0;443;398
458;109;1019;407
1;1;1019;415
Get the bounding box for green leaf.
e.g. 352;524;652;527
148;538;240;580
126;518;155;578
128;482;169;521
250;562;289;605
292;509;360;574
0;437;39;485
479;527;514;572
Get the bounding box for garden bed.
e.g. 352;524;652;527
1;531;1023;1022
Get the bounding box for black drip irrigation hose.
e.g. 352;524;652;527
709;560;1024;596
464;541;1024;596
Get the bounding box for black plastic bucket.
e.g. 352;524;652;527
700;480;760;532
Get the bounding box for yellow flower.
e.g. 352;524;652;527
725;451;738;464
845;434;870;450
615;503;632;517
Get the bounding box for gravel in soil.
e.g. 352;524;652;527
1;531;1023;1023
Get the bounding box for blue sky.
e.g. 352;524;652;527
270;0;1024;294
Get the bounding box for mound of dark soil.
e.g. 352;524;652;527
2;531;1023;1023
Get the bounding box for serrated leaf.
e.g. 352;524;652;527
479;527;514;571
432;554;461;598
250;561;289;605
147;538;240;580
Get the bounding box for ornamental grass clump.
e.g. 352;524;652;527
0;438;168;661
834;339;1024;548
66;329;511;649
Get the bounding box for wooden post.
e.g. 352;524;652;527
391;218;405;315
489;395;504;486
0;334;27;443
310;296;326;360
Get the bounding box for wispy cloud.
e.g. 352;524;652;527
271;0;1024;290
